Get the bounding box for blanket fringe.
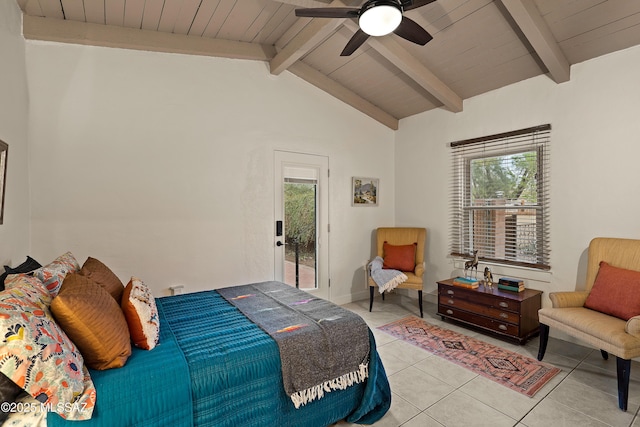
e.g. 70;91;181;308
378;273;408;294
369;256;408;294
290;362;369;409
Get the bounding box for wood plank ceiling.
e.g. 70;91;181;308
17;0;640;129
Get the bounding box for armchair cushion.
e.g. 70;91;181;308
584;261;640;320
538;307;640;359
382;242;416;272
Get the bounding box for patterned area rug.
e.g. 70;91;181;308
378;316;560;397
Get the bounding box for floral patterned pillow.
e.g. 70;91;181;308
3;274;51;307
0;275;96;420
121;277;160;350
32;252;80;298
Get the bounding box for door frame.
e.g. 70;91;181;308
274;150;330;300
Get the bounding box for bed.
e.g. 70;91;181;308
0;254;391;427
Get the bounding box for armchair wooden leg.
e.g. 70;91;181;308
537;324;549;361
617;357;631;411
418;290;423;318
369;286;374;312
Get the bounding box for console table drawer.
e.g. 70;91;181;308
440;286;520;312
439;306;520;336
438;295;520;324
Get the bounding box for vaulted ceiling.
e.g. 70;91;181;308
17;0;640;129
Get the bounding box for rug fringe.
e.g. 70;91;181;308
290;363;369;409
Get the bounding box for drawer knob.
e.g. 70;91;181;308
446;309;453;315
499;302;509;308
500;312;509;319
447;290;454;295
448;299;454;305
498;324;507;331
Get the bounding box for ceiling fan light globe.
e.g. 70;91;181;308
359;4;402;37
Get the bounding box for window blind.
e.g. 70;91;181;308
449;124;551;270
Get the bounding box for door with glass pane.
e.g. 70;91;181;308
274;151;329;300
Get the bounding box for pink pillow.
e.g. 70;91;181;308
382;242;417;272
584;261;640;320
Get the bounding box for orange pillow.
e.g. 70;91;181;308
121;277;160;350
51;273;131;370
584;261;640;320
382;242;417;272
80;257;124;303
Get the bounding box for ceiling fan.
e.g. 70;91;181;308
295;0;437;56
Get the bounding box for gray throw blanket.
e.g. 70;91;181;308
369;256;408;293
217;281;370;408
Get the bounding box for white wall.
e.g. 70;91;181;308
395;44;640;306
0;2;30;269
25;41;395;303
23;21;640;308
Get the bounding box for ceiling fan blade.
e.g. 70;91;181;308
340;29;370;56
393;16;433;45
295;7;359;18
403;0;438;12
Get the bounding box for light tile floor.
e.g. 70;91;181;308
338;293;640;427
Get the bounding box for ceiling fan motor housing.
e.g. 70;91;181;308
359;0;404;36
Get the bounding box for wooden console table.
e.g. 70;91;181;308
437;278;542;344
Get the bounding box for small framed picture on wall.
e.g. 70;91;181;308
352;177;378;206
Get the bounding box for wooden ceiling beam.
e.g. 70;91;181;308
270;18;345;75
270;0;347;75
22;15;276;61
289;61;399;130
499;0;570;83
343;20;463;113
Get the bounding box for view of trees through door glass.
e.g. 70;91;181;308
284;180;317;289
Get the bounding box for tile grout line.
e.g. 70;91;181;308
514;348;640;427
346;298;640;427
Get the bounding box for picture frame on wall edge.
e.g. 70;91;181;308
352;177;378;207
0;140;7;224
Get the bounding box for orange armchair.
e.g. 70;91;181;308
368;227;426;317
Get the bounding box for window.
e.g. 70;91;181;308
450;125;551;270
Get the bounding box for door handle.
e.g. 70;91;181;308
276;241;285;247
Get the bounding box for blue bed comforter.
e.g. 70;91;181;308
49;288;391;427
